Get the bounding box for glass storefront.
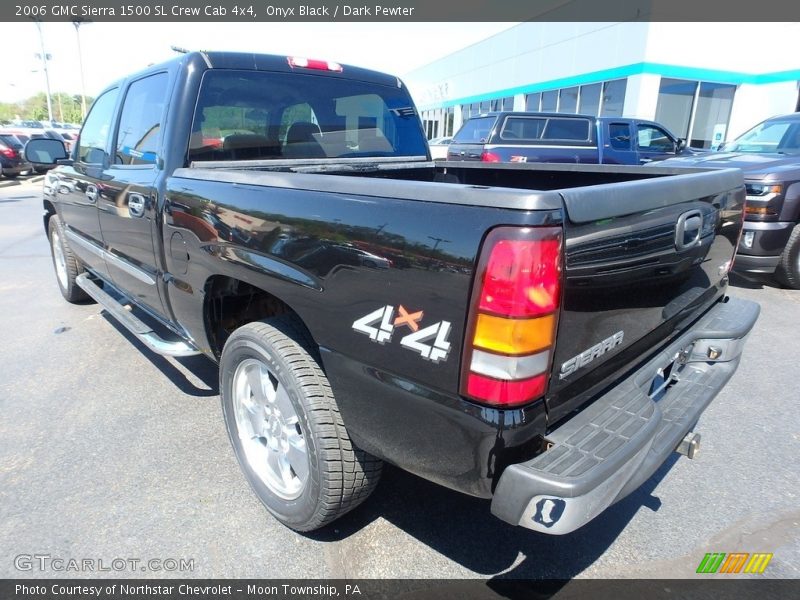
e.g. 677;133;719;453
523;79;625;117
655;78;737;148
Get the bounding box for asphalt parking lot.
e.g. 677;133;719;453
0;179;798;580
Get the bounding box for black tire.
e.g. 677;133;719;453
775;223;800;290
220;316;382;531
47;215;89;303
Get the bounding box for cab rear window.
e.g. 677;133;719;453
188;70;427;162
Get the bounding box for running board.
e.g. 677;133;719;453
75;273;201;357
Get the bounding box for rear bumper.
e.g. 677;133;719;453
490;296;759;534
1;163;27;176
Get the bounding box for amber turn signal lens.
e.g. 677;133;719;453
473;313;555;356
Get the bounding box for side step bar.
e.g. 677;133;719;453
75;273;201;357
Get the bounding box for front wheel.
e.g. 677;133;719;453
775;223;800;289
48;215;88;303
220;316;382;531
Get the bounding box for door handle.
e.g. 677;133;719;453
85;184;98;203
128;193;147;218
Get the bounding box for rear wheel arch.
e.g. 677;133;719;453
202;274;317;360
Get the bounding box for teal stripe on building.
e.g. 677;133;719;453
419;62;800;110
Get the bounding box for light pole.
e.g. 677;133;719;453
72;20;90;120
32;20;54;123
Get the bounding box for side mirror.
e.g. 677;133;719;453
24;138;68;167
676;138;686;153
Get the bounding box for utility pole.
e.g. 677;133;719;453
72;20;89;120
33;20;54;124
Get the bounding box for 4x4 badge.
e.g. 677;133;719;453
352;304;452;363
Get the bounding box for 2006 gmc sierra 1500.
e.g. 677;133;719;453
27;51;759;535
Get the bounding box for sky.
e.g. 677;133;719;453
0;22;516;105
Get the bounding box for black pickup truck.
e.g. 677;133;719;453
27;51;759;535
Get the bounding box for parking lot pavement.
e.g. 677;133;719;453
0;183;798;580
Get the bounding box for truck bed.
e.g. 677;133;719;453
164;160;744;496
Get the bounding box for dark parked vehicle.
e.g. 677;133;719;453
28;52;758;535
448;111;697;165
659;113;800;288
0;132;32;177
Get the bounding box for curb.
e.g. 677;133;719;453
29;175;45;184
0;179;22;189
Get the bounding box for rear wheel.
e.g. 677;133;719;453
48;215;88;303
775;223;800;289
220;316;382;531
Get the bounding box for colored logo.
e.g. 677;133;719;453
696;552;773;574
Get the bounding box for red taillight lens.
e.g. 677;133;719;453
481;150;501;162
478;238;561;318
0;147;14;159
466;373;547;405
461;226;563;407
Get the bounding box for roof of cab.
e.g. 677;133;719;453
110;51;403;90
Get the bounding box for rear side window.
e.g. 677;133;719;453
496;116;591;143
77;88;119;165
115;73;168;166
188;70;427;162
609;123;632;150
501;117;546;140
452;116;497;143
542;118;591;141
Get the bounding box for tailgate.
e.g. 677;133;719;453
547;168;745;424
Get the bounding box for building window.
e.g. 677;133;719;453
578;83;602;116
502;96;514;111
691;83;736;149
558;87;579;113
600;79;627;117
541;90;558;112
656;79;736;149
655;78;697;140
446;107;454;136
525;93;541;111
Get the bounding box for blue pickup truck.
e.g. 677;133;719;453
447;111;697;165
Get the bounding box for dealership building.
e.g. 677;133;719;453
406;22;800;148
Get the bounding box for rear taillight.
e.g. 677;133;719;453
0;146;15;159
481;150;501;163
287;56;343;72
461;226;563;407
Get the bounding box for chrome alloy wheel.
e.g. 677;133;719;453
232;358;309;500
51;230;68;289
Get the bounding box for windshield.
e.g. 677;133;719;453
189;70;428;162
725;119;800;154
